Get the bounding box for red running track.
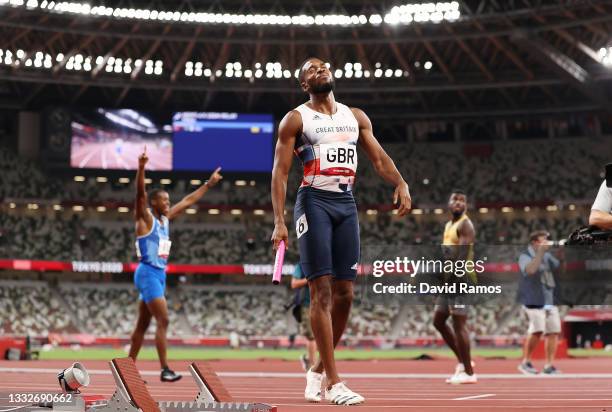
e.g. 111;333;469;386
1;358;611;412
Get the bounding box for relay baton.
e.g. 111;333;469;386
272;240;285;285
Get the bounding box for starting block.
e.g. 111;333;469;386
86;358;276;412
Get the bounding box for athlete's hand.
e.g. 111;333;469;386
138;146;148;168
271;223;289;251
393;182;412;217
206;167;223;188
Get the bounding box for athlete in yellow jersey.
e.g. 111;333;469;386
433;190;477;384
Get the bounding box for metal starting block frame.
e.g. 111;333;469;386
83;358;276;412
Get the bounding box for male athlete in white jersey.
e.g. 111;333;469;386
271;57;412;405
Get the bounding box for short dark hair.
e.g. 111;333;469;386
148;188;166;205
298;56;322;84
451;189;467;196
529;230;550;243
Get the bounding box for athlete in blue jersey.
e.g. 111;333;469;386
128;147;222;382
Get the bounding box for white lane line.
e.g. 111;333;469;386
454;393;496;400
2;368;612;380
78;148;97;168
101;146;108;169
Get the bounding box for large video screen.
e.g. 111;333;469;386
71;109;172;170
172;112;274;172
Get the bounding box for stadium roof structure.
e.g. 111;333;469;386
0;0;611;120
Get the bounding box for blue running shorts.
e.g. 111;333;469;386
293;186;360;281
134;263;166;303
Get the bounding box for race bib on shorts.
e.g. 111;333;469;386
158;239;172;259
296;214;309;239
319;143;357;175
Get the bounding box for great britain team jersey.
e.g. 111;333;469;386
135;211;171;270
294;102;359;193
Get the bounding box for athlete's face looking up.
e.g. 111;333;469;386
300;59;334;94
151;191;170;216
448;193;467;218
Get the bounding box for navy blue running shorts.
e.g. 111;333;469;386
293;186;360;281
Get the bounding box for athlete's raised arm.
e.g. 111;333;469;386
271;110;302;250
135;147;153;234
167;167;223;220
352;108;412;216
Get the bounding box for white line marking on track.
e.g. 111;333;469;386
78;148;97;168
3;368;612;380
101;146;108;169
454;393;496;400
